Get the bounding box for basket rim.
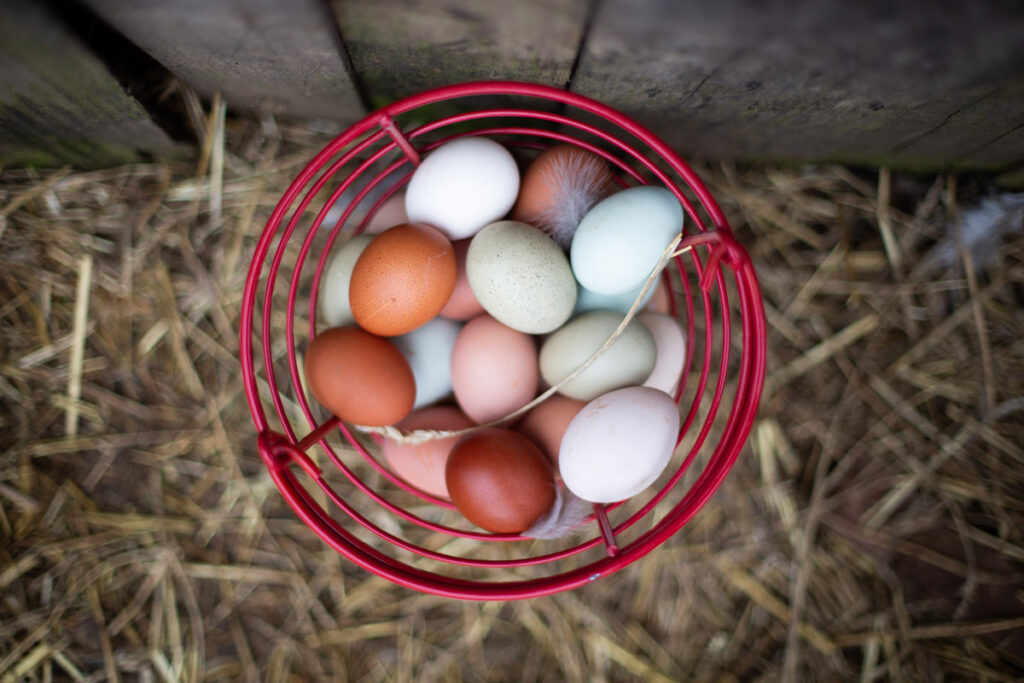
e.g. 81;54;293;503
239;80;767;600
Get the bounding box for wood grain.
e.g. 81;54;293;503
82;0;365;121
572;0;1024;169
333;0;588;106
0;0;179;168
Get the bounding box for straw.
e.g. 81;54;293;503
1;109;1022;680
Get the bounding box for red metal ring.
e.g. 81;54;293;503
240;81;767;600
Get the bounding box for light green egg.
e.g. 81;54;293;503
466;221;577;334
539;310;656;401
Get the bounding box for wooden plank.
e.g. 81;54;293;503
572;0;1024;170
0;0;180;168
333;0;588;107
82;0;365;121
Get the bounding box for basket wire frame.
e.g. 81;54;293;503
240;81;767;600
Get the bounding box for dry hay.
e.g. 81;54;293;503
1;103;1022;682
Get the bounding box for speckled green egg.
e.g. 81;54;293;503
466;221;577;334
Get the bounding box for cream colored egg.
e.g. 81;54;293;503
466;221;577;334
318;234;373;327
538;310;656;401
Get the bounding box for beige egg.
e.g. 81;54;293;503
466;221;576;334
538;310;656;401
318;234;373;327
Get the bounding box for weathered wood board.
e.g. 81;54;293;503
82;0;365;122
333;0;588;107
0;0;180;168
572;0;1024;170
5;0;1024;171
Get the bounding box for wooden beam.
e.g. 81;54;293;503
333;0;588;107
82;0;365;121
572;0;1024;170
0;0;180;168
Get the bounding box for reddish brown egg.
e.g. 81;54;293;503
445;428;555;534
349;223;457;336
304;326;415;426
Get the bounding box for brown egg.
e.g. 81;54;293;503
349;223;457;336
516;394;587;465
304;326;415;426
511;144;615;249
381;405;474;499
446;428;555;534
438;239;485;320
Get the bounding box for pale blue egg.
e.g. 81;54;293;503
391;317;462;409
570;186;683;296
573;281;655;316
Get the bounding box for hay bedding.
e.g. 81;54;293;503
0;104;1022;682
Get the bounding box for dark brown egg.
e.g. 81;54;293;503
445;428;555;534
304;326;415;426
349;222;457;336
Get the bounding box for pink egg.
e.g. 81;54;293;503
439;239;485;320
451;314;539;424
381;405;474;499
363;190;409;235
648;275;674;314
639;311;687;396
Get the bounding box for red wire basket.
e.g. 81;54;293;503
240;81;767;600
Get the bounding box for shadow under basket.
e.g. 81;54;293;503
240;81;767;600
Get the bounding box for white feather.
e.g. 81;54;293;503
525;150;612;250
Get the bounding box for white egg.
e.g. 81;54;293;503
318;234;373;327
560;386;680;503
538;310;656;401
405;137;520;240
570;186;683;296
639;311;687;396
391;317;462;409
573;281;655;316
467;221;577;334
